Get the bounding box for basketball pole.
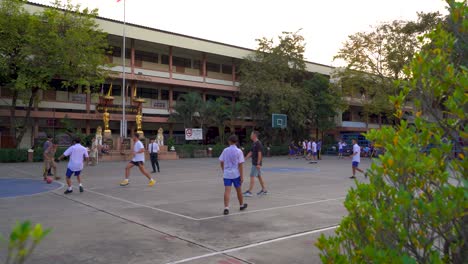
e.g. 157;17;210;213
121;0;127;139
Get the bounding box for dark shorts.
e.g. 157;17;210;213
352;161;359;168
66;168;81;178
224;177;241;188
289;150;295;155
307;150;312;154
339;149;343;153
313;152;317;156
130;161;144;166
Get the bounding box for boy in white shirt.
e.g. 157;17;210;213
219;135;248;215
57;138;89;194
311;139;317;161
120;133;156;187
350;139;367;179
338;140;346;159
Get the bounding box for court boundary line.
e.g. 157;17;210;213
85;189;199;220
165;225;339;264
83;189;344;221
197;197;345;220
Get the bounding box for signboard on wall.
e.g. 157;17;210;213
96;104;139;114
185;128;203;140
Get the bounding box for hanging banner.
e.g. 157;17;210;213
185;128;203;140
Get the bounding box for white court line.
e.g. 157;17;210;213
165;225;339;264
85;189;199;221
197;197;345;220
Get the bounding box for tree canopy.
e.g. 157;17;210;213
318;1;467;262
0;0;109;147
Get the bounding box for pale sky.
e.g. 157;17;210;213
30;0;448;66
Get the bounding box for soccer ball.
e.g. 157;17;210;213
46;177;53;184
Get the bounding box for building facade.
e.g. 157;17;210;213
0;2;385;148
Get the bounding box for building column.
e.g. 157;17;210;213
33;118;39;138
86;92;91;113
131;80;136;101
169;86;173;112
131;39;135;74
232;59;236;86
202;90;207;102
169;123;174;138
169;46;173;79
202;53;207;82
86;120;90;135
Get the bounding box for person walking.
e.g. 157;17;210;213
43;136;53;176
43;142;60;180
338;140;346;159
219;135;248;215
120;133;156;187
243;131;267;197
148;138;160;173
349;139;367;179
57;138;89;194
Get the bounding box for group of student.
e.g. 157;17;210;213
288;139;322;161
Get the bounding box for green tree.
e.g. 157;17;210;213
0;0;109;147
317;1;467;263
334;12;442;127
240;30;308;142
304;74;345;139
170;92;204;128
206;97;231;144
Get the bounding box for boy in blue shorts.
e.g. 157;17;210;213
349;139;367;179
219;135;248;215
58;138;89;194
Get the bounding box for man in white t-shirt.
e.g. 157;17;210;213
306;140;312;160
58;138;89;194
219;135;248;215
338;140;346;159
350;139;367;179
311;139;318;161
120;133;155;187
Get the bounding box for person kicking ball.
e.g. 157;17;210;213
219;135;248;215
57;138;89;194
120;133;156;187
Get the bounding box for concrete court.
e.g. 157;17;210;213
0;155;372;264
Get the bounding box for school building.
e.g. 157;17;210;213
0;2;387;148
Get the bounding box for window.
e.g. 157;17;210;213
135;50;158;63
222;64;232;74
173;91;187;100
161;55;169;65
193;60;201;69
172;56;191;67
206;62;220;72
137;87;158;99
342;111;351;121
160;89;169;100
108;46;121;57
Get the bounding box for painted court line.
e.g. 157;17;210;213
85;189;199;221
197;197;345;220
165;225;339;264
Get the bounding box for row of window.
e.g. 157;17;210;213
108;46;235;73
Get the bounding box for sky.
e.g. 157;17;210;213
30;0;448;66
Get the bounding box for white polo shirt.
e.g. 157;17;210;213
148;142;159;154
219;145;245;179
63;143;89;171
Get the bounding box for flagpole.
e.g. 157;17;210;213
121;0;127;138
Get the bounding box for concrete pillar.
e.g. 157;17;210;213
169;46;173;79
86;120;91;135
169;86;173;112
202;53;207;82
86;92;91;113
169;123;174;138
232;60;236;86
202;90;206;102
131;39;135;74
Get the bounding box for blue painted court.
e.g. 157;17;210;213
0;178;62;198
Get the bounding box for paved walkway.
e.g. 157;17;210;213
0;156;372;264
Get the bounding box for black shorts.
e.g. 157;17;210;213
130;161;144;166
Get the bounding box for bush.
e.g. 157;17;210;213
32;147;68;162
210;144;225;157
317;4;467;263
269;145;289;156
0;149;28;163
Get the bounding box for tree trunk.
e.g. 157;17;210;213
10;90;19;145
15;88;39;148
315;127;319;140
378;113;382;128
